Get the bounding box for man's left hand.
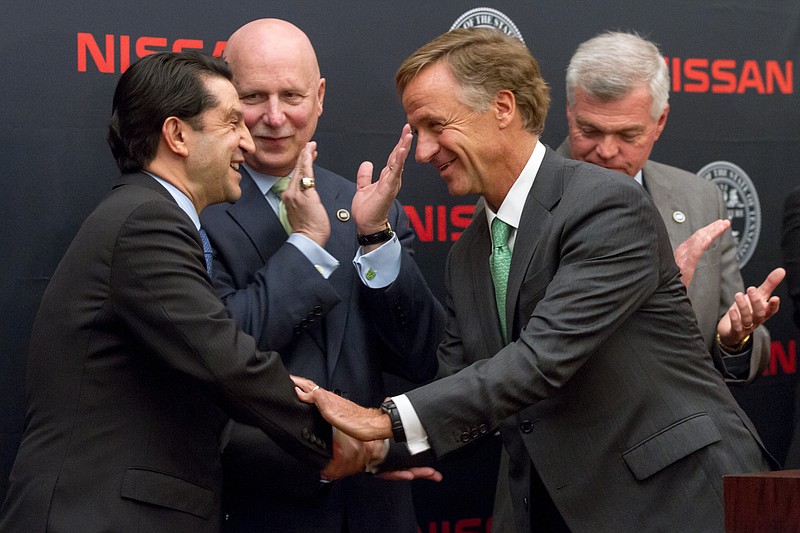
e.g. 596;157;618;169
351;124;413;249
717;267;785;348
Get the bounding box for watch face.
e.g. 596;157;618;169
698;161;761;267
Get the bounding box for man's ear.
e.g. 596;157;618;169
653;104;670;141
495;89;516;129
162;116;189;157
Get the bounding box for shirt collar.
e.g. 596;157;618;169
143;171;201;230
485;140;546;231
245;163;291;196
634;168;643;186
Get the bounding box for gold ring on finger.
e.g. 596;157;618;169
300;176;315;191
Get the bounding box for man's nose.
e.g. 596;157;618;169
240;123;255;154
414;132;439;163
259;98;286;128
595;135;619;159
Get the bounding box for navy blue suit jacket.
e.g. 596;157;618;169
201;165;444;532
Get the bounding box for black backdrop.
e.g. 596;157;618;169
2;2;799;529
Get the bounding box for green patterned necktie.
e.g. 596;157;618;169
270;177;292;234
489;217;513;343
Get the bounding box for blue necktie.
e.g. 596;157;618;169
199;227;213;276
490;217;512;343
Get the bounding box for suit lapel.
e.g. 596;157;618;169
642;162;692;249
506;148;564;340
226;167;329;351
312;167;354;380
225;168;287;263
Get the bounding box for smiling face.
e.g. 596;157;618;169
402;61;503;199
567;85;668;177
224;20;324;177
185;75;254;208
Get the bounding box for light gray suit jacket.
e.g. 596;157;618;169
410;148;773;533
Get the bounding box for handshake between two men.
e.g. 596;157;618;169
279;127;442;484
290;376;442;482
283;123;784;486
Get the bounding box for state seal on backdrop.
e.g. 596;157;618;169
697;161;761;268
450;7;524;42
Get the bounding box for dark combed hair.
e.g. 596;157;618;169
108;51;232;173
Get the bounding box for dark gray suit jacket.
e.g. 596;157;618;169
201;166;444;532
556;141;769;383
0;173;330;533
407;148;773;533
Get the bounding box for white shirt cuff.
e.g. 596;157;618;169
392;394;431;455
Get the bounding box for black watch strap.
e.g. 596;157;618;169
357;222;393;246
380;399;407;443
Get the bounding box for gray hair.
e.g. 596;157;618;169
566;31;669;119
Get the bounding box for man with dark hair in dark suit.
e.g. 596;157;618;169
0;51;340;533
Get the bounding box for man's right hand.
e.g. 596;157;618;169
282;141;331;247
321;430;442;482
673;219;731;287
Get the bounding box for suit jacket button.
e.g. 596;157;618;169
313;305;323;316
479;424;488;434
302;428;311;439
470;427;479;439
461;432;470;442
520;420;533;433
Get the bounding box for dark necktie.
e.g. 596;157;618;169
490;217;512;343
199;227;213;276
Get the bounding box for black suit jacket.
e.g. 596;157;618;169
0;173;330;533
406;148;773;533
201;165;444;532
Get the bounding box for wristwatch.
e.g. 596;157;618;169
380;399;407;443
357;222;393;246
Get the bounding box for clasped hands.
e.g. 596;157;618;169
291;376;442;483
673;218;784;349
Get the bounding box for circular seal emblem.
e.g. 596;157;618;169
450;8;525;43
697;161;761;267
